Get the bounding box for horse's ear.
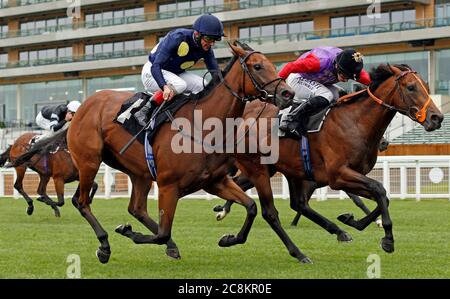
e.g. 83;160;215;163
387;63;400;75
229;40;246;57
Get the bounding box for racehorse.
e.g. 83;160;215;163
0;130;97;217
214;138;390;229
215;64;442;255
64;41;309;264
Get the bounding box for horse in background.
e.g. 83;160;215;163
0;130;97;217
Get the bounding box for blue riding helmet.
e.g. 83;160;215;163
193;14;225;40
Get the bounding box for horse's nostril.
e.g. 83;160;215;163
431;113;444;125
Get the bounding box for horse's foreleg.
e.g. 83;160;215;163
331;168;394;253
36;175;60;217
250;172;312;264
115;177;180;259
347;192;382;227
205;176;257;247
54;177;65;207
293;180;352;242
75;166;111;264
213;173;255;221
14;166;34;215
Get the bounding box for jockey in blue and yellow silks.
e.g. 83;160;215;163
138;14;224;120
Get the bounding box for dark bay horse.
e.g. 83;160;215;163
0;130;97;217
66;41;312;264
217;64;442;256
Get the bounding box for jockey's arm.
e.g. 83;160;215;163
51;120;67;132
150;35;182;91
278;53;321;79
357;69;371;86
204;50;220;75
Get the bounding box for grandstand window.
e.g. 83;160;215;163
239;20;313;40
0;24;8;35
0;53;7;64
158;0;224;13
19;46;72;62
85;7;144;25
331;9;415;30
436;1;450;19
0;0;7;8
85;39;145;55
436;49;450;95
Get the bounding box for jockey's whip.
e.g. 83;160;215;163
119;101;167;155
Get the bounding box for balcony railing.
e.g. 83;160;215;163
0;0;55;8
0;0;310;39
0;48;147;69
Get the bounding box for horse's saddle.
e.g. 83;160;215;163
278;105;332;139
114;91;191;145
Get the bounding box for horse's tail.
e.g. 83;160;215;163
9;129;68;168
0;146;11;167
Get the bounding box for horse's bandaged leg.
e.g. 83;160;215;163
117;98;144;124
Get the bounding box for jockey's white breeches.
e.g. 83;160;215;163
141;61;206;95
286;73;343;103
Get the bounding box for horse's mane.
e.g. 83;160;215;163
348;63;414;102
190;41;253;101
9;129;68;168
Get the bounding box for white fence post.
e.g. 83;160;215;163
400;166;407;199
103;165;112;199
281;176;289;200
383;160;390;197
415;160;421;201
127;176;132;198
153;182;158;200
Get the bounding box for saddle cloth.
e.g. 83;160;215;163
114;92;191;145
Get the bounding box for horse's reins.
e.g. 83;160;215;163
337;69;432;123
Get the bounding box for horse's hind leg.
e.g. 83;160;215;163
205;176;257;248
292;180;352;242
36;175;60;217
14;166;34;215
115;176;181;259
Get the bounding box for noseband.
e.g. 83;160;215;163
366;69;432;123
218;51;285;103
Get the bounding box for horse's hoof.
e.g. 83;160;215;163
26;205;34;216
54;208;61;218
115;224;132;235
56;201;65;207
337;231;353;242
166;247;181;260
213;205;224;212
375;219;383;228
218;234;237;247
96;247;111;264
337;213;354;224
380;237;394;253
300;256;313;264
216;211;227;221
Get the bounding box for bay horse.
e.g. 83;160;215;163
214;64;442;255
0;130;97;217
66;41;311;264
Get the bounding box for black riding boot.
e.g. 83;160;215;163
134;98;158;127
280;96;330;138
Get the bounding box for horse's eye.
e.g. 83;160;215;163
254;64;262;70
407;84;416;92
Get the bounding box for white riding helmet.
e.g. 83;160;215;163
67;100;81;113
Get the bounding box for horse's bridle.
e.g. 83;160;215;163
366;68;432;123
218;51;285;103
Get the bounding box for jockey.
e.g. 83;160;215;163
35;100;81;140
136;13;224;125
278;47;371;137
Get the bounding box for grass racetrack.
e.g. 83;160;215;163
0;197;449;279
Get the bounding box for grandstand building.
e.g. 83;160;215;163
0;0;449;152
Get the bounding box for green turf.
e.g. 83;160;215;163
0;197;449;278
